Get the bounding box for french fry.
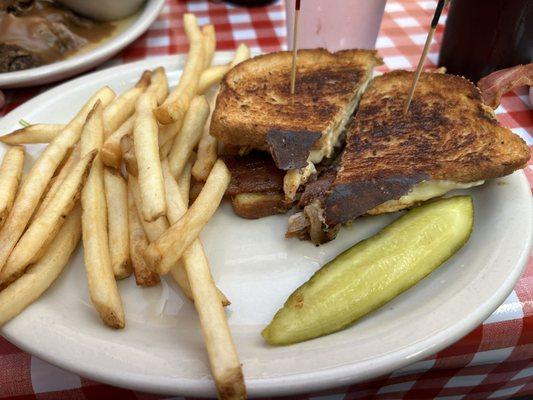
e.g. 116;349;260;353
162;160;187;222
192;133;217;182
33;146;79;220
101;116;134;168
168;96;209;178
0;150;96;287
120;134;138;176
192;94;218;181
103;70;151;136
130;175;198;293
189;179;204;204
103;168;131;279
183;240;245;398
0;124;65;145
158;121;180;155
202;24;216;69
134;91;166;221
0;146;25;228
144;159;231;274
162;163;241;396
0;205;82;327
162;160;229;306
80;102;125;329
159;138;174;159
178;154;195;206
197;65;229;95
127;175;169;242
127;183;160;287
169;262;193;299
230;42;252;68
154;14;204;124
148;66;169;105
0;87;115;273
197;43;251;94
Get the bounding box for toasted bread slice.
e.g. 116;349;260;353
231;193;292;219
223;152;292;219
324;70;530;227
211;49;382;169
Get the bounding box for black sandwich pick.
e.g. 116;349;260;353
403;0;449;114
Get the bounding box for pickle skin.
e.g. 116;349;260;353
262;196;474;345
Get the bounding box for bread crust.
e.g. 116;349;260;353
211;49;381;151
325;70;531;225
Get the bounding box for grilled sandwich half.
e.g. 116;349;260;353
211;49;382;204
289;70;531;244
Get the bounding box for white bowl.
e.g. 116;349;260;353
57;0;146;21
0;0;164;89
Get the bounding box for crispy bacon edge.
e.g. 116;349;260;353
478;64;533;109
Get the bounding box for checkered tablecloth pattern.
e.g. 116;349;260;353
1;1;532;399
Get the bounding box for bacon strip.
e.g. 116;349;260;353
478;64;533;109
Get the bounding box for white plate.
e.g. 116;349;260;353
0;0;164;89
1;54;532;398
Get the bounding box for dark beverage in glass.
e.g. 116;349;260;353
438;0;533;82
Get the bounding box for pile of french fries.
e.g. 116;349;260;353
0;14;250;400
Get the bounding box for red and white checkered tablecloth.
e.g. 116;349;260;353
1;1;532;399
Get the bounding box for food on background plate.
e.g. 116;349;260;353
0;0;145;73
211;48;382;205
0;0;114;72
56;0;145;22
263;196;474;345
289;71;530;244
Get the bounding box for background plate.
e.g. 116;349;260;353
0;0;164;89
0;54;531;397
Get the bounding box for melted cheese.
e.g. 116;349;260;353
368;180;484;215
308;74;372;164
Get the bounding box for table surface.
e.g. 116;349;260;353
1;1;532;399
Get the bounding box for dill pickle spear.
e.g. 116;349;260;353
262;195;474;345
